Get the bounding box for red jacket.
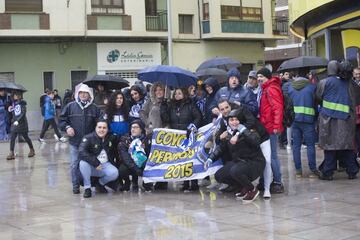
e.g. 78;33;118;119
260;76;284;134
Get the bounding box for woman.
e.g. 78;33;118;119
203;77;220;125
104;91;129;137
129;85;146;122
6;91;35;160
161;88;202;191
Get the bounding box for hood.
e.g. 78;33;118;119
74;83;94;108
262;76;281;89
204;77;220;95
149;82;171;103
291;77;310;90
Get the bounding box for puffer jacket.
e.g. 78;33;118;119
44;96;56;120
59;84;102;147
78;132;117;168
160;98;202;130
10;99;28;133
260;76;284;134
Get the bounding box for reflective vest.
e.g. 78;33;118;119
320;76;350;120
288;83;316;123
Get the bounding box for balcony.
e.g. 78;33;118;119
221;20;264;34
87;15;132;30
272;16;289;36
202;20;210;34
146;10;167;31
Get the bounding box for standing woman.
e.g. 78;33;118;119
129;85;146;122
161;88;202;191
6;91;35;160
104;91;129;138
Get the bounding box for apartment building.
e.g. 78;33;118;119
0;0;284;130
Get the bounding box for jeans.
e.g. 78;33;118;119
270;134;282;183
79;161;119;189
69;144;81;189
292;122;316;171
260;139;272;193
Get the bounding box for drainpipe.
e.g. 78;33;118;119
197;0;202;39
167;0;173;66
84;0;88;38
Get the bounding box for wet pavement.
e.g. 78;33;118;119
0;138;360;240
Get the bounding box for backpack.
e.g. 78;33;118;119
283;93;295;127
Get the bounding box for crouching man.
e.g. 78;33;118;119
78;120;119;198
204;110;265;204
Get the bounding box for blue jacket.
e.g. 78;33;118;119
109;110;129;136
44;96;56;120
288;78;316;123
320;76;350;120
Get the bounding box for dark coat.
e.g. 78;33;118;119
10;100;29;133
204;77;220;124
78;132;117;168
160;98;202;130
59;101;101;147
118;134;152;175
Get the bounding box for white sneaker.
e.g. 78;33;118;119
59;137;67;143
286;145;292;150
38;138;45;143
54;134;59;141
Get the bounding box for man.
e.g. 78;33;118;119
78;120;119;198
60;83;101;194
287;74;320;178
214;68;258;116
351;67;360;162
204;110;265;204
118;119;152;192
244;70;261;106
317;61;359;180
53;89;62;122
257;67;285;193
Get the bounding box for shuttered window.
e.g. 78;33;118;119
5;0;42;12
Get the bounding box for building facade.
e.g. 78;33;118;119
0;0;283;130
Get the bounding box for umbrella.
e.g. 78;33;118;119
195;68;227;84
277;56;328;72
0;81;27;92
138;65;197;88
82;75;129;89
196;57;241;71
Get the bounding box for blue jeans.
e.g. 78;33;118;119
292;122;316;171
79;161;119;189
69;144;81;189
270;134;282;183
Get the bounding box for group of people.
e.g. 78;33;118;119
3;59;360;203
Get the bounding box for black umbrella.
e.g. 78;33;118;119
277;56;328;72
195;68;227;83
196;57;241;71
83;75;129;89
0;81;27;92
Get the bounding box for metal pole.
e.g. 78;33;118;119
167;0;173;66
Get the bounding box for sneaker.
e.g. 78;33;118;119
263;189;271;200
73;187;80;194
242;188;260;204
59;137;67;143
83;188;92;198
119;180;130;192
309;170;321;178
296;169;302;178
286;145;292;150
142;182;153;192
235;188;248;200
270;182;284;194
54;134;59;141
318;173;333;181
38;138;45;143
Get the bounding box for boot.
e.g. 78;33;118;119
28;148;35;158
6;151;15;160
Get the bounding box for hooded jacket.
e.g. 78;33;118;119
203;77;220;124
43;95;56;120
260;76;284;134
10;99;28;133
59;84;101;147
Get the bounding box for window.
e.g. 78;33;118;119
71;71;88;91
221;6;241;20
145;0;157;16
203;3;209;20
179;15;193;34
91;0;124;15
5;0;42;12
242;7;262;21
43;72;54;91
221;5;262;21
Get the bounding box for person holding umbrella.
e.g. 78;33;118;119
6;91;35;160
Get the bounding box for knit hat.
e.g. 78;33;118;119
257;68;272;79
227;68;241;80
130;119;146;134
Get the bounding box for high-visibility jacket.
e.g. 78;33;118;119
288;82;316;123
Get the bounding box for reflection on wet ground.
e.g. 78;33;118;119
0;140;360;240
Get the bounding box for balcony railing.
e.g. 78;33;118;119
272;16;289;35
146;10;167;31
221;20;264;33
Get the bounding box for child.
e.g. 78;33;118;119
6;91;35;160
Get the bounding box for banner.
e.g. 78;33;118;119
143;120;223;183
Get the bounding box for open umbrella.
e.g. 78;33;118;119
195;68;227;84
277;56;328;72
138;65;197;88
0;81;27;92
196;57;241;71
83;74;129;89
